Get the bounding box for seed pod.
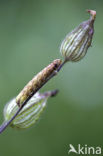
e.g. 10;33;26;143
4;90;58;129
60;10;96;62
16;59;62;107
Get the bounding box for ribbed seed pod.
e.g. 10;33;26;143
4;91;56;129
60;10;96;62
16;59;62;107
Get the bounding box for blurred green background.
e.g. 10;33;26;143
0;0;103;155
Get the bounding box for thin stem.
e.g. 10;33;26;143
57;59;67;72
0;60;66;134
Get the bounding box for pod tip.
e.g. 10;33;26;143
87;9;96;20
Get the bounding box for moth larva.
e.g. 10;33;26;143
16;59;62;107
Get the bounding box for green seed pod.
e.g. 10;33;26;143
60;10;96;62
3;91;56;129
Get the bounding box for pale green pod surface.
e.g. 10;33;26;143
3;92;48;129
60;10;96;62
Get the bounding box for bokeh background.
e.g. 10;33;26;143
0;0;103;155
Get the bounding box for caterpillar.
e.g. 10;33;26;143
16;59;62;107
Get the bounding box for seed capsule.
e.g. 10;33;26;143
4;90;58;129
60;10;96;62
16;59;62;107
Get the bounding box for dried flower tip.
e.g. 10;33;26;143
60;10;96;62
4;90;58;129
87;10;96;21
